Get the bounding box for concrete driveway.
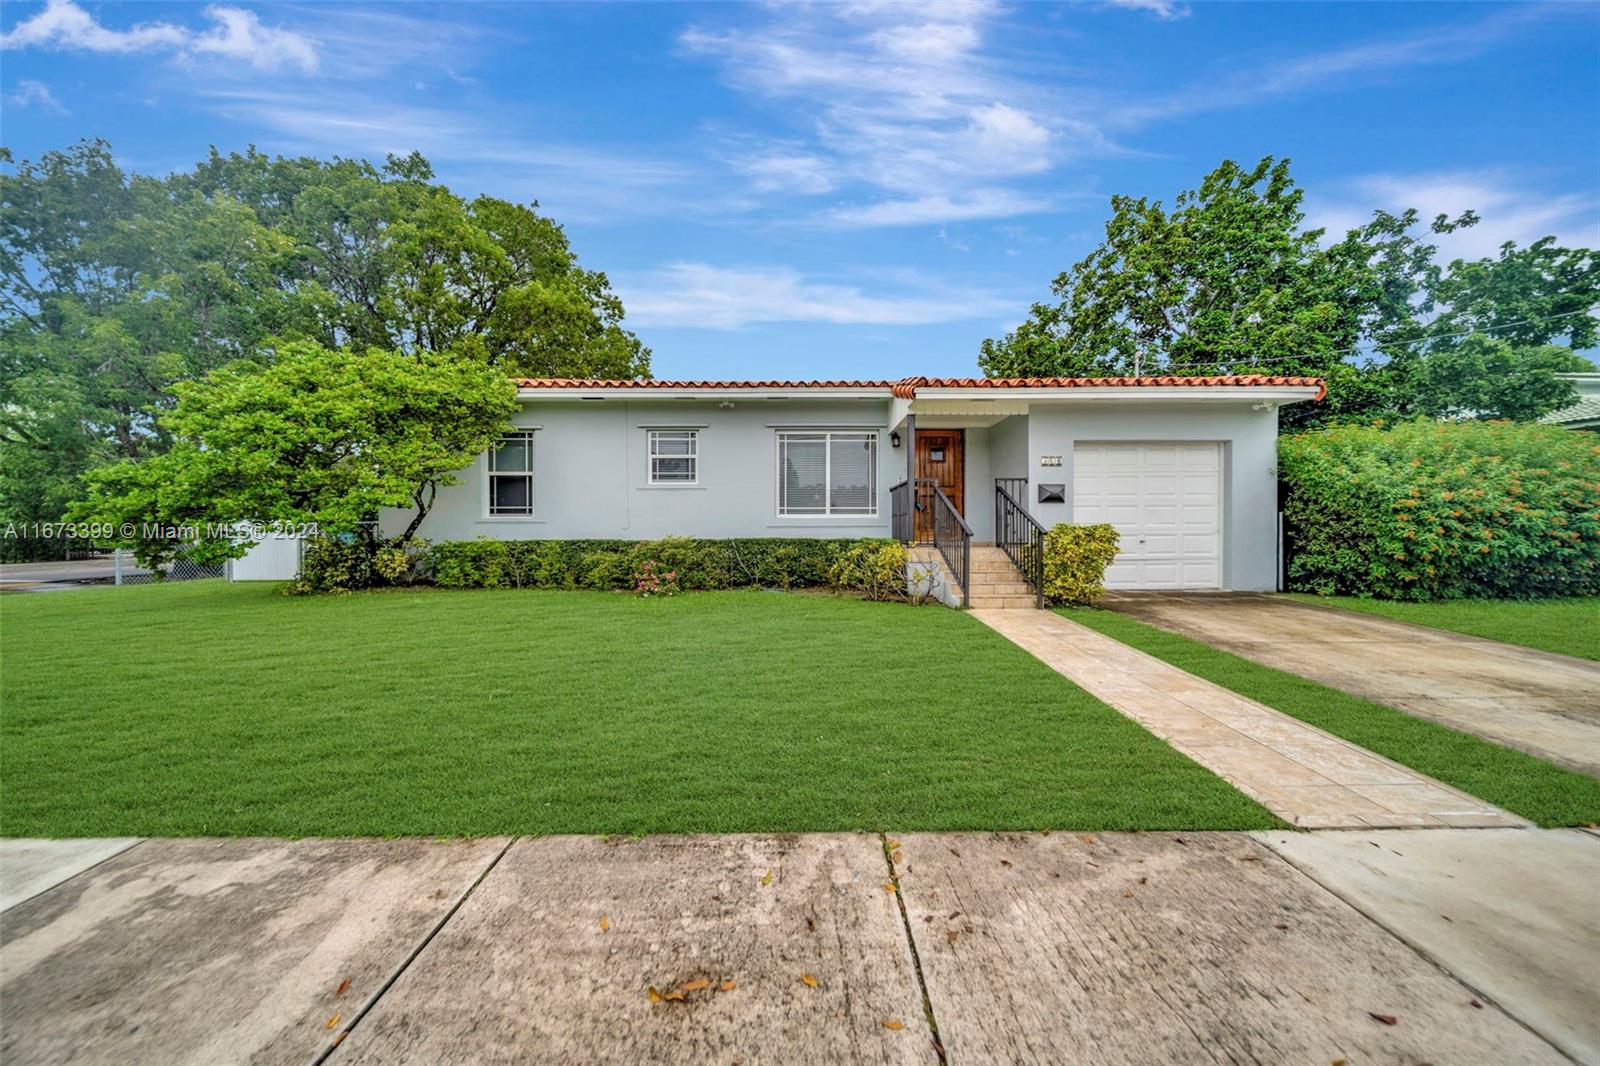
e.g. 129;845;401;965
1106;592;1600;776
4;830;1594;1065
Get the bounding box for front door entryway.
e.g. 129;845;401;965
914;429;965;542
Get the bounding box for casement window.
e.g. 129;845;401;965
777;431;878;517
487;431;536;516
648;430;699;485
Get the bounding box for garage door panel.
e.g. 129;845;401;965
1073;443;1222;590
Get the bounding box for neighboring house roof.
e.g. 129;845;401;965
514;374;1327;399
1539;373;1600;430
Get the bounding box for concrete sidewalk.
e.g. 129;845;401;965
4;830;1594;1065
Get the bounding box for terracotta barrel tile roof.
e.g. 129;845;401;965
513;374;1326;399
512;378;894;389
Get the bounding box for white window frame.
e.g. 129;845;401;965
484;431;536;517
776;430;878;518
647;429;699;486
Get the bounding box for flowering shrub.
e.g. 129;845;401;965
827;541;913;601
1280;420;1600;600
633;559;681;597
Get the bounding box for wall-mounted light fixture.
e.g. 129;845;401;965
719;400;736;409
889;431;902;448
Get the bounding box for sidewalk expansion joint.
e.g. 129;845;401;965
307;835;520;1066
880;832;948;1065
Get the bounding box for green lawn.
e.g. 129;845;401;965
1286;594;1600;662
0;582;1278;837
1065;608;1600;828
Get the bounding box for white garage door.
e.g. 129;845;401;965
1072;443;1222;590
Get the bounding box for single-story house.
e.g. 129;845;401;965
356;374;1323;594
1539;373;1600;431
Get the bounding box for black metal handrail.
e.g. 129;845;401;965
995;478;1045;609
929;482;972;607
889;479;913;543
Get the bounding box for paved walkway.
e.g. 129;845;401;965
4;831;1592;1065
972;609;1527;828
1106;592;1600;776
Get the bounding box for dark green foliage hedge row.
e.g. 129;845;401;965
1280;420;1600;600
426;537;893;592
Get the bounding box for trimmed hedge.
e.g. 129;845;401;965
1280;420;1600;600
426;536;896;593
1043;523;1121;606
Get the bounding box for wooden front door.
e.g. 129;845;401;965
914;429;965;541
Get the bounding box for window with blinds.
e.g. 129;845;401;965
487;431;535;515
777;431;877;516
648;430;698;484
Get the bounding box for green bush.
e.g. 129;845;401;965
423;537;889;593
1042;524;1121;606
827;541;912;601
288;535;375;594
1280;420;1600;600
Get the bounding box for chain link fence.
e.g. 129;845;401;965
110;549;226;585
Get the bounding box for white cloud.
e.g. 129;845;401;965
3;78;67;114
682;2;1095;226
1309;171;1600;261
1102;0;1191;20
618;262;1017;329
1112;5;1549;126
200;87;701;224
1;0;318;73
826;189;1051;227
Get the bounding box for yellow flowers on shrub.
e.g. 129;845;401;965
827;541;912;601
1042;523;1121;606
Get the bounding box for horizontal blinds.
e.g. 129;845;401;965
778;432;876;516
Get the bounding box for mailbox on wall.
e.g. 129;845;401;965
1037;483;1066;503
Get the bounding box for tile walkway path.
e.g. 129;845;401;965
972;608;1529;829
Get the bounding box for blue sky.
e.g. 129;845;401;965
2;1;1597;380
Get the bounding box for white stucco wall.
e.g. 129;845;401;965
1021;401;1283;591
381;398;901;542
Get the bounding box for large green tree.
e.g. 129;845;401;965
1;140;649;558
70;342;518;567
982;155;1595;426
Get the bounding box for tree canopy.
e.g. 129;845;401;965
980;156;1597;426
69;342;518;567
1;140;648;559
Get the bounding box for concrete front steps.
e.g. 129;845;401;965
967;545;1039;609
909;544;1039;609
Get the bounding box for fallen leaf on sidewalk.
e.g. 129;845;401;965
598;915;610;932
335;978;351;998
324;1013;340;1031
662;989;686;1002
883;881;897;893
679;979;710;993
721;980;737;992
1080;835;1095;844
1368;1012;1398;1026
890;849;904;865
881;1020;905;1030
761;869;774;887
1469;999;1482;1009
648;986;664;1004
999;859;1013;868
800;973;818;988
886;838;901;849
